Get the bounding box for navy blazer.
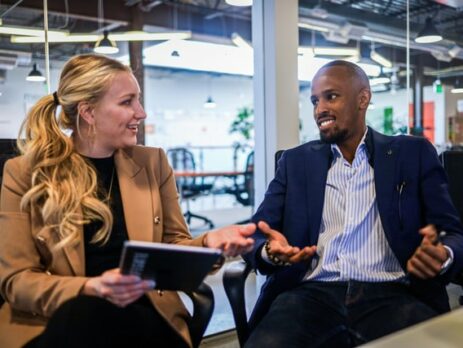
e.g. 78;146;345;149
245;127;463;325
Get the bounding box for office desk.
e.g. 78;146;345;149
174;170;246;178
360;307;463;347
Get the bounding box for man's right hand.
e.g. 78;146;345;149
258;221;317;264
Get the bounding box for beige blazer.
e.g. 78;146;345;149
0;146;207;348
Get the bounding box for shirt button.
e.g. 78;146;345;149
154;216;161;224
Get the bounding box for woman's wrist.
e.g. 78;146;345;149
202;232;209;247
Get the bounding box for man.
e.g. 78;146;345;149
243;60;463;347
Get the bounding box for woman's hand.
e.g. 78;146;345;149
259;221;317;264
204;223;256;257
82;268;155;307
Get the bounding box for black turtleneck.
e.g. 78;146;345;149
83;156;129;277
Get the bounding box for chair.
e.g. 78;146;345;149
0;139;18;187
0;139;19;309
185;282;215;348
225;150;254;207
222;150;283;347
439;150;463;304
166;147;214;229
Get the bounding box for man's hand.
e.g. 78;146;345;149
83;268;155;307
407;224;449;279
204;223;256;257
259;221;317;264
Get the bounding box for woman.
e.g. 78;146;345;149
0;54;255;348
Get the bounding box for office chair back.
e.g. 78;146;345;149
0;139;18;187
0;139;19;309
440;151;463;222
439;150;463;290
166;147;214;228
166;147;197;191
229;150;254;207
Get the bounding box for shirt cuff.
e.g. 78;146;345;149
440;246;454;274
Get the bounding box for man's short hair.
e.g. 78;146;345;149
318;60;370;89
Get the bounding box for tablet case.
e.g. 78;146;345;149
119;240;223;291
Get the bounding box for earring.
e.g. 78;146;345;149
87;123;96;139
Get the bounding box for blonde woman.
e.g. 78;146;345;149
0;54;255;348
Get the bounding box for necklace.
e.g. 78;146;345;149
106;167;115;203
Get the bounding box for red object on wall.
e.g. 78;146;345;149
408;102;435;142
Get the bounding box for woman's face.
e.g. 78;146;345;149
79;71;146;157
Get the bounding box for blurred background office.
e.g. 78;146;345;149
0;0;463;345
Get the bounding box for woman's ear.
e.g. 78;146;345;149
358;88;371;110
77;101;94;125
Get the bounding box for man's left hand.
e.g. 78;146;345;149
407;224;449;279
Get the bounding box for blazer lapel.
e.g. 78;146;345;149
57;208;85;276
305;143;331;245
372;129;398;233
115;149;154;242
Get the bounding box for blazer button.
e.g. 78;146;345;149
154;216;161;225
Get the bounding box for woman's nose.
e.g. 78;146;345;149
135;101;147;120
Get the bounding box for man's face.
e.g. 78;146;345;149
310;66;367;145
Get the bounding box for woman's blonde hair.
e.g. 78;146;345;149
18;54;131;249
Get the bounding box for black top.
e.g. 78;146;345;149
83;156;129;277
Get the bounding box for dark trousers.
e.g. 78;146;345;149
245;281;438;348
24;295;188;348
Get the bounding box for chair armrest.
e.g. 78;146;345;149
185;282;215;348
223;259;253;347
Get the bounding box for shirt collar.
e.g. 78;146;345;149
330;128;371;162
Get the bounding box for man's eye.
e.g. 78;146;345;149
328;94;338;100
310;98;318;106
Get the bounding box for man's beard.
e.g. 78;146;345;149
319;127;349;144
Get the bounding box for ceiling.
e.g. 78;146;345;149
0;0;462;86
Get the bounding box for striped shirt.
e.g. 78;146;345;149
305;134;405;282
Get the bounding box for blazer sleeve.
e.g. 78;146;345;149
243;151;290;274
0;157;88;319
418;139;463;281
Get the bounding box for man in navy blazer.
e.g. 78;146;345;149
243;60;463;347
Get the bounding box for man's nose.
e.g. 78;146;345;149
315;100;328;116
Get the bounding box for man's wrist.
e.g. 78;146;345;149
440;245;454;274
263;241;290;266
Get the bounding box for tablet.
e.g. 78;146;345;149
119;240;223;291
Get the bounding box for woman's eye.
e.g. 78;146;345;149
121;99;131;105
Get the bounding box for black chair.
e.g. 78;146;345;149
0;139;20;309
0;139;18;187
185;282;215;348
166;147;214;229
226;150;254;207
439;150;463;302
222;150;284;347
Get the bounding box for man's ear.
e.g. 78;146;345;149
77;101;94;125
358;88;371;110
